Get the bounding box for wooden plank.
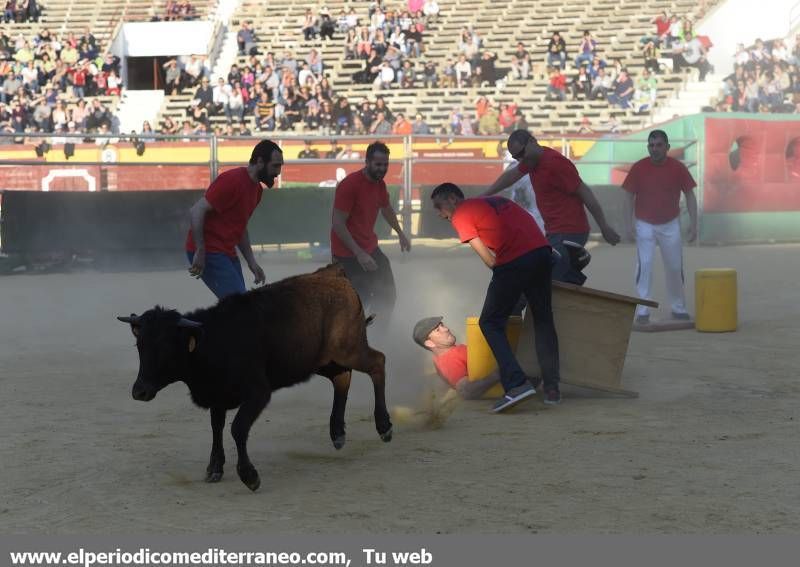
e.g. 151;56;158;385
518;284;643;396
553;280;659;308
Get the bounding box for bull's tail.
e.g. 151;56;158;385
365;314;376;327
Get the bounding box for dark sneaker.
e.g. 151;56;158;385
635;314;650;325
491;383;537;413
672;312;691;320
544;388;562;405
562;240;591;271
527;375;542;390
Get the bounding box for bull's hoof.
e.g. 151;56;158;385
205;471;223;483
237;466;261;492
379;426;393;443
332;434;346;450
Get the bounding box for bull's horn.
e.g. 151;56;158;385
117;314;139;324
177;318;202;328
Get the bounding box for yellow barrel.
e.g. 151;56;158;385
695;269;738;332
465;316;523;398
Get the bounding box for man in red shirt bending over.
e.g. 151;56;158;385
431;182;562;411
331;141;410;321
186;139;283;299
484;129;620;285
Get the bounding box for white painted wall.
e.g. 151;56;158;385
698;0;800;77
111;22;215;57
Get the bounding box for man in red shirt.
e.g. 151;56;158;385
186;139;283;299
413;316;540;399
484;129;620;285
331;141;410;320
623;130;697;324
431;182;561;410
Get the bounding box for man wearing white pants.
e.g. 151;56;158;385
623;130;698;324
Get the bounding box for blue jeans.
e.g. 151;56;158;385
479;247;560;393
548;232;588;285
186;251;246;299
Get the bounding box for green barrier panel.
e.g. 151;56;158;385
0;187;403;258
248;185;401;245
0;190;201;255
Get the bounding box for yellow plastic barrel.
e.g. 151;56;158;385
695;269;738;332
465;316;523;398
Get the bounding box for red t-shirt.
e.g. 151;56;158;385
433;344;468;387
185;167;264;256
655;16;671;36
451;197;549;266
331;169;389;258
623;157;696;225
517;147;589;235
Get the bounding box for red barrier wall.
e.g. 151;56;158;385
703;118;800;213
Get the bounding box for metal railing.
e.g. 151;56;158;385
0;132;702;243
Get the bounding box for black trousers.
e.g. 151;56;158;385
479;248;560;392
334;247;397;320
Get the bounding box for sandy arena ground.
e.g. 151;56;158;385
1;242;799;534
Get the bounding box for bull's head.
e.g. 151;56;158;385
117;308;202;402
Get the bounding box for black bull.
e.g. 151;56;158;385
118;264;392;491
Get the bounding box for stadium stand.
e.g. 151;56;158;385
154;0;723;136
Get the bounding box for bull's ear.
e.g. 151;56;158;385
117;314;140;337
188;335;197;353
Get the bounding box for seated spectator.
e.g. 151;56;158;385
509;54;529;80
571;65;592;100
546;31;567;69
177;0;195;20
370;110;392;134
455;54;471;87
400;60;416;88
440;58;456;87
373;61;395;90
301;9;317;41
574;31;597;67
790;35;800;67
333;96;353;134
642;40;661;74
306;48;323;76
344;28;358;60
336;9;349;34
422;60;438;88
771;39;789;64
106;70;122;95
298;139;319;158
162;58;183;95
607;68;634;108
633;69;657;112
478;50;497;86
392;112;412;134
422;0;439;24
546;67;567;101
646;11;672;48
673;31;712;82
357;99;374;132
412;113;431;134
477;102;501;135
237;22;257;56
319;9;336;41
498;103;516;133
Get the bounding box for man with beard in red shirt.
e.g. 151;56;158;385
331;141;411;323
186;139;283;299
